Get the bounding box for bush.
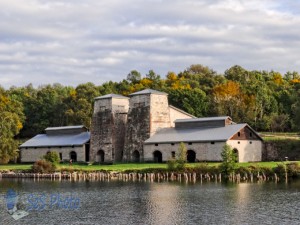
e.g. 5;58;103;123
32;160;56;173
43;151;60;164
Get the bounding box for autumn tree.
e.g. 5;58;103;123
0;88;24;163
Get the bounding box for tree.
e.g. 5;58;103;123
43;151;60;165
0;90;24;164
220;144;237;177
176;142;187;170
127;70;141;83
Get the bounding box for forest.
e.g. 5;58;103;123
1;64;300;160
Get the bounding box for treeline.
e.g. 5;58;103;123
2;64;300;141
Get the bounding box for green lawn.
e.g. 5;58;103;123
0;161;297;172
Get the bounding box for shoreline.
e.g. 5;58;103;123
0;170;293;183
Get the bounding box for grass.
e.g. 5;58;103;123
0;161;298;172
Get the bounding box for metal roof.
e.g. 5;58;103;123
45;125;87;131
175;116;231;123
145;124;254;144
20;132;90;148
94;94;129;100
129;89;168;96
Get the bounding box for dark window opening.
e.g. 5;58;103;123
97;150;105;163
250;132;253;137
211;142;215;144
132;150;140;163
70;151;77;162
155;143;158;146
188;142;192;145
59;153;62;160
187;150;196;163
250;141;252;144
238;141;240;144
171;151;176;158
153;150;163;163
238;132;241;137
171;143;175;146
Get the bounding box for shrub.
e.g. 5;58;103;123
43;151;60;164
167;158;177;171
32;160;56;173
220;144;237;177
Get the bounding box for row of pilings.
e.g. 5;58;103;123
0;171;286;183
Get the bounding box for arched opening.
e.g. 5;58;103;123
153;150;162;163
233;148;239;162
96;150;105;163
70;151;77;162
132;150;140;163
187;150;196;163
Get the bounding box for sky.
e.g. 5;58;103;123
1;0;300;88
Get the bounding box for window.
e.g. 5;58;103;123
171;151;176;158
238;132;241;137
211;142;215;145
238;141;240;144
250;132;253;137
250;141;252;144
155;143;158;146
171;143;175;146
188;142;192;145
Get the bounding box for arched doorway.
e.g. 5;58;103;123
132;150;140;162
70;151;77;162
233;148;239;162
96;150;105;163
187;150;196;163
153;150;162;163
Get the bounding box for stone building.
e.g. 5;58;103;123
90;89;194;163
89;94;129;163
20;126;90;162
144;116;263;163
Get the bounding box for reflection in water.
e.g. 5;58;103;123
0;179;300;225
147;183;181;224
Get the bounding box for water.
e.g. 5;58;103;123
0;179;300;225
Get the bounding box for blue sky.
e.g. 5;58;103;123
1;0;300;88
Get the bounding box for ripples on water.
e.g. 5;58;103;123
0;179;300;225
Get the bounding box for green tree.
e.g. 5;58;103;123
220;144;237;177
43;151;60;165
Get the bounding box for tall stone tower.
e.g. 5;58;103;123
90;94;129;163
124;89;171;162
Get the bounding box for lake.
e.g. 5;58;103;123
0;179;300;225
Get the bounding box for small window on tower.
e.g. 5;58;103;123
250;132;253;137
238;132;241;137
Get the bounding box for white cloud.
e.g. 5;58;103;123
0;0;300;88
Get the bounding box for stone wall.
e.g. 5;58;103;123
144;142;226;162
263;140;300;161
20;146;85;163
144;140;262;163
169;106;193;127
227;140;262;162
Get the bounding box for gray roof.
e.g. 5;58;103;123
145;124;257;144
129;89;168;96
94;94;129;100
45;125;87;131
175;116;231;123
20;132;90;148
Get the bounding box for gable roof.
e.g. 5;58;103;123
20;132;90;148
129;89;168;96
144;123;262;144
94;94;129;100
